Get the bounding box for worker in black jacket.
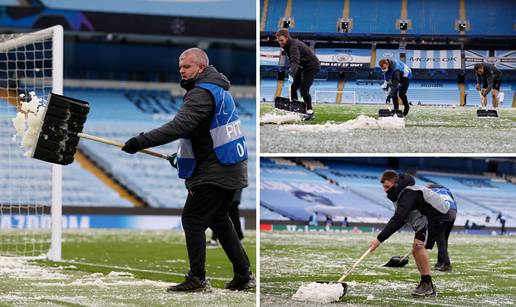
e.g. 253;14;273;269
276;29;320;120
369;171;450;297
121;48;254;292
474;63;502;108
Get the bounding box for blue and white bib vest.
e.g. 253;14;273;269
176;82;248;179
385;60;412;81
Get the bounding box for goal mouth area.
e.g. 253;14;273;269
0;25;63;261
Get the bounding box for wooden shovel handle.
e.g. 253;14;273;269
337;247;373;282
77;132;169;160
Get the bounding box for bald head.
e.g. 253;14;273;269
179;48;209;80
180;48;209;66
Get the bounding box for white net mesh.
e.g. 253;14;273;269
0;30;57;257
314;90;356;104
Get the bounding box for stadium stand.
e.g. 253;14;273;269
261;158;394;223
264;0;516;35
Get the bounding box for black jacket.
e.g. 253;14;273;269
377;174;449;242
135;66;248;190
476;63;502;96
283;38;320;76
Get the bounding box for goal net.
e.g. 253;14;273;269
0;26;63;260
314;90;356;104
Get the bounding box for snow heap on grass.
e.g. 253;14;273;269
292;282;344;304
260;110;303;124
11;92;46;157
279;115;404;132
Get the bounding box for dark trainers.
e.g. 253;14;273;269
303;110;315;121
167;273;211;292
434;263;443;269
411;281;436;297
437;263;452;272
225;272;256;291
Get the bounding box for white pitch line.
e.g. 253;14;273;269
54;260;228;281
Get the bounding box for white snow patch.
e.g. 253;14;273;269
261;111;302;124
278;115;404;132
291;282;344;303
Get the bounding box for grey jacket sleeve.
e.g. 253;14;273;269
135;88;214;148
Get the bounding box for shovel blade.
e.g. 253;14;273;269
383;256;409;267
32;93;90;165
274;96;307;114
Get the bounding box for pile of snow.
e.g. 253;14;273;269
260;111;303;124
278;115;404;132
291;282;344;303
11;92;46;157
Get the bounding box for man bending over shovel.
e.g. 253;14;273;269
369;170;450;297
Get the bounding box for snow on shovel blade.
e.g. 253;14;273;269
383;255;409;267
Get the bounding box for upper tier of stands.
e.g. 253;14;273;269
261;158;394;223
262;0;516;36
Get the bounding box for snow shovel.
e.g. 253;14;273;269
29;93;177;166
316;246;373;298
378;89;403;118
383;250;411;267
274;96;307;114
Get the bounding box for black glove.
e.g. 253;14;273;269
121;137;141;154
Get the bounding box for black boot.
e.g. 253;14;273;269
436;263;452;272
225;272;256;291
167;272;211;292
411;281;436;297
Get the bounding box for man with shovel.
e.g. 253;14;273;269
369;171;450;297
121;48;254;292
276;28;320;120
379;58;412;116
474;63;502;109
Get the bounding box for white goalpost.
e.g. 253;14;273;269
314;90;356;104
0;25;63;260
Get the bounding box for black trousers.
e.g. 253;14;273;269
212;201;244;241
182;185;250;279
436;219;455;265
392;77;410;114
291;66;320;110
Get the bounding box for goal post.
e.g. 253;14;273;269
0;25;63;260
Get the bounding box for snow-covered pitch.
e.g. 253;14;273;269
260;231;516;306
260;104;516;153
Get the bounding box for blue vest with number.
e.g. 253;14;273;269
430;187;457;210
176;82;248;179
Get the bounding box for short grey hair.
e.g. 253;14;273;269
180;48;209;66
